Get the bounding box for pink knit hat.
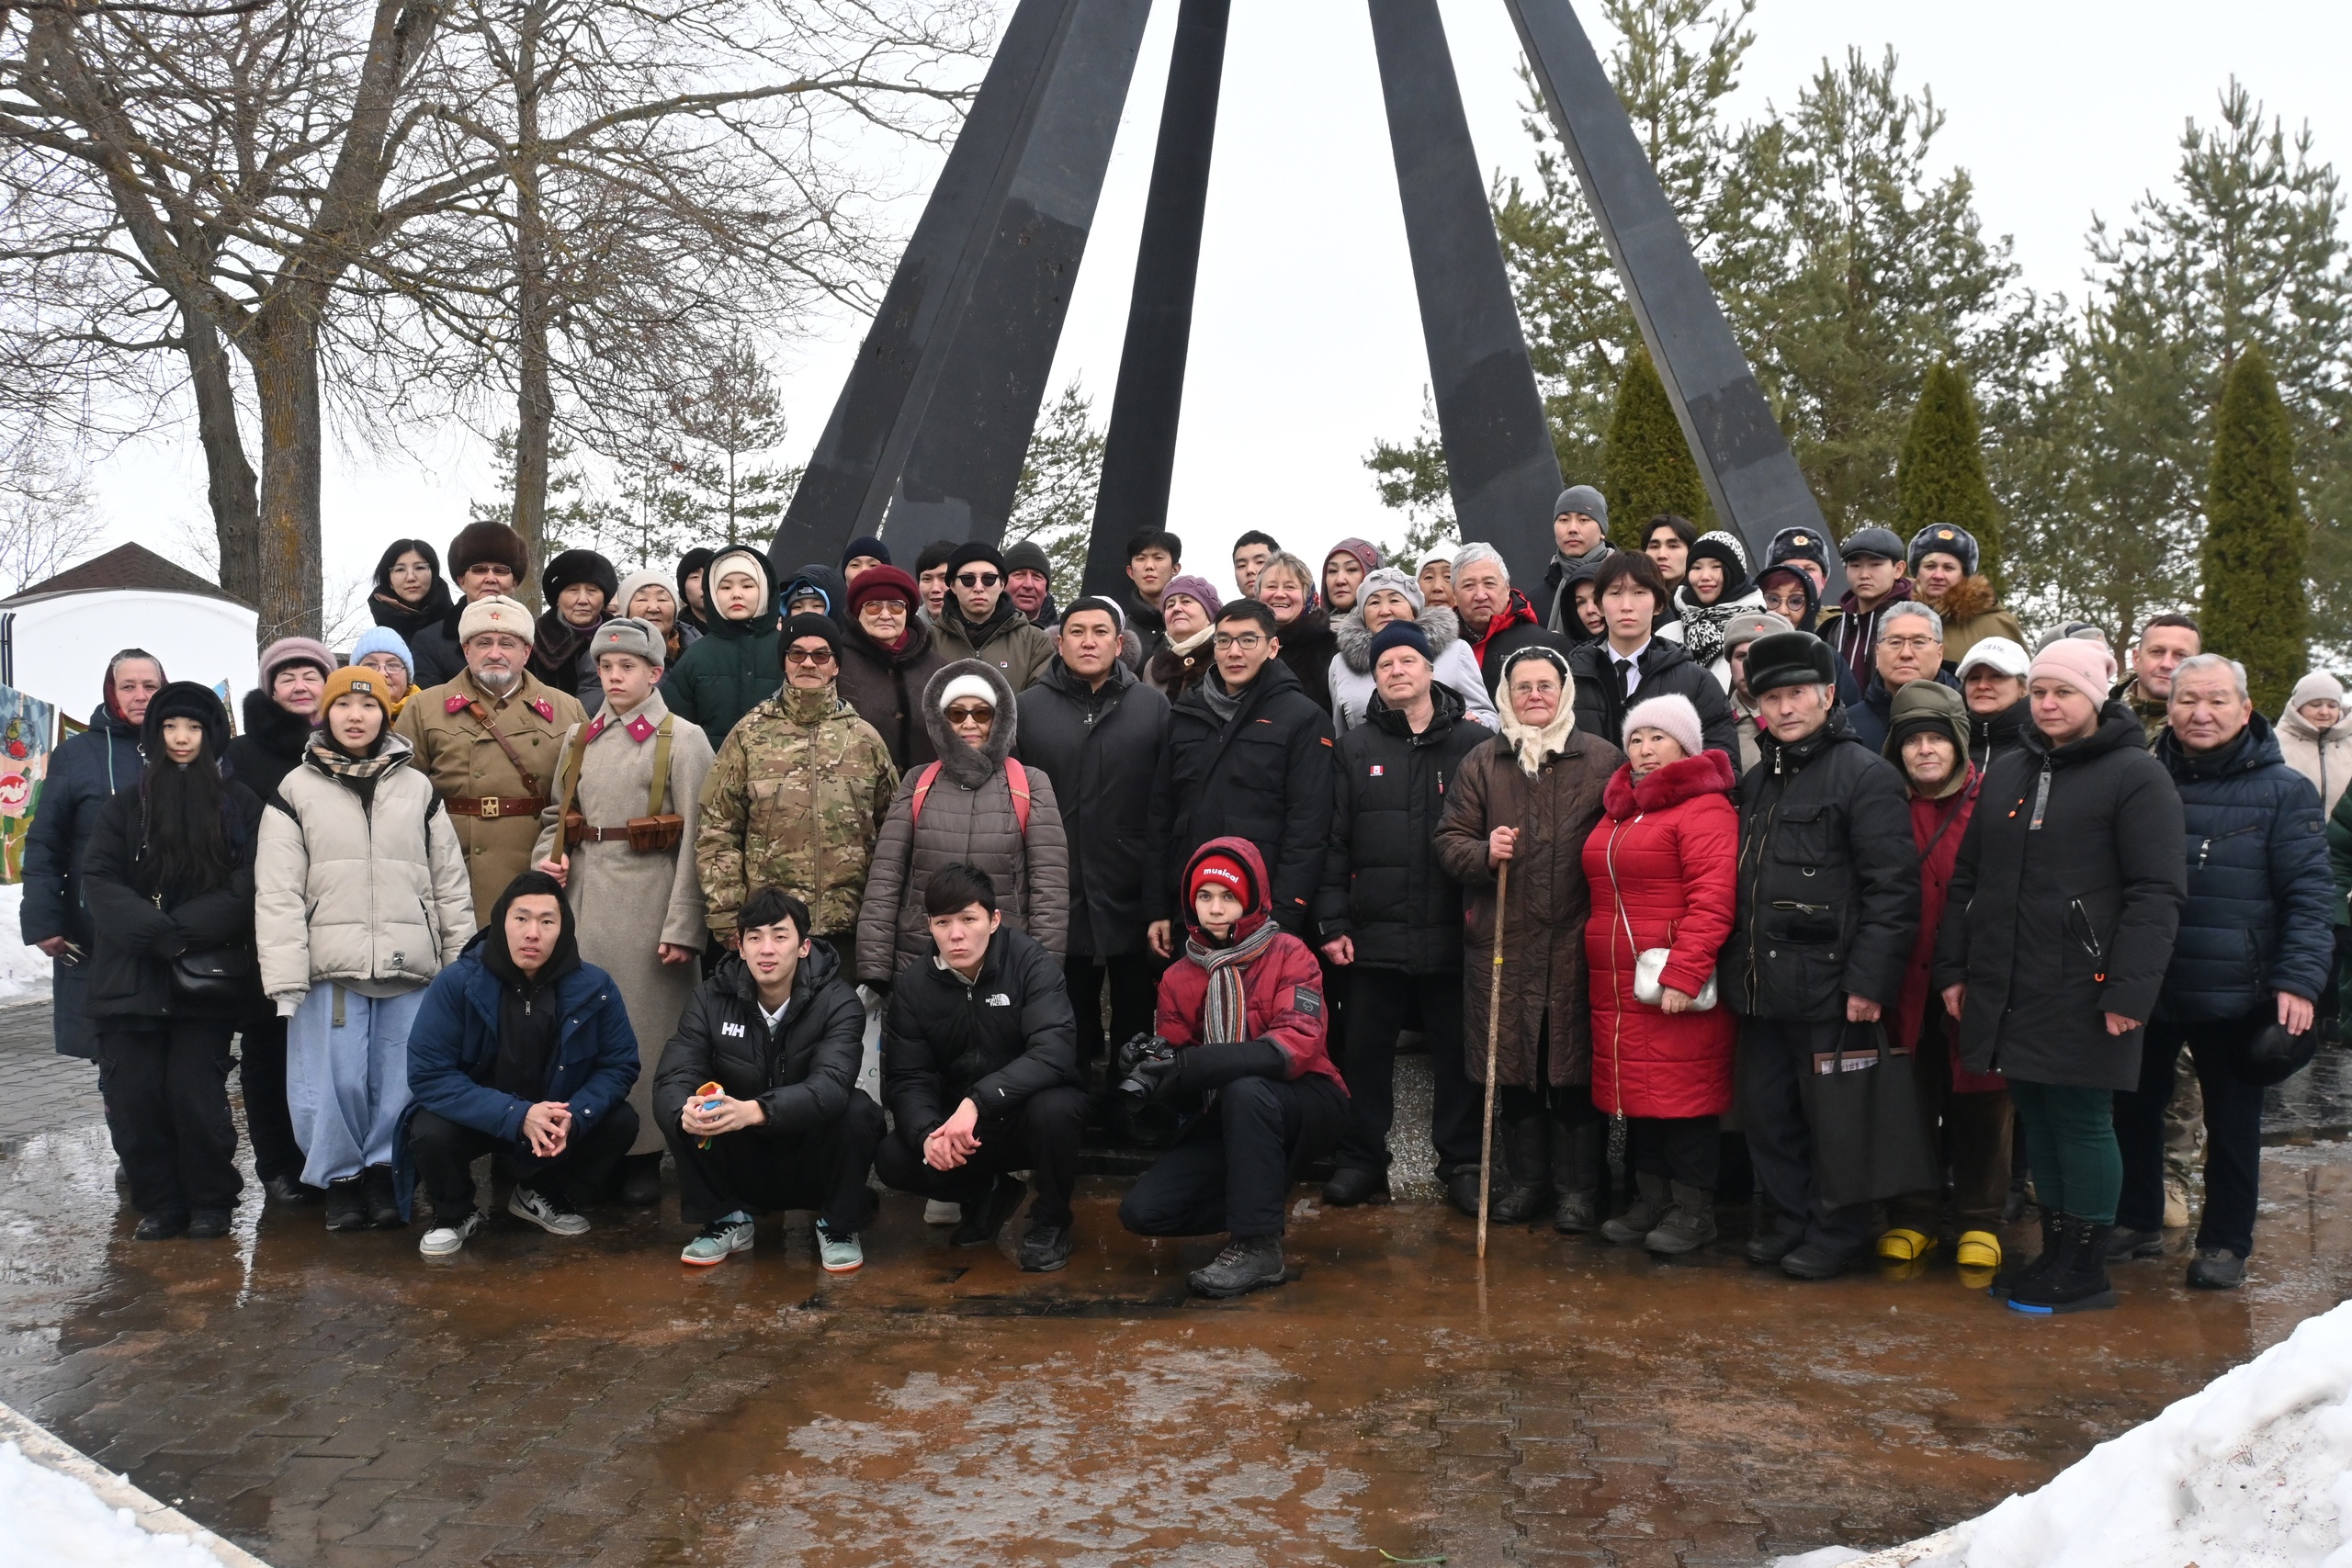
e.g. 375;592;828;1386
1622;693;1704;760
2029;636;2117;707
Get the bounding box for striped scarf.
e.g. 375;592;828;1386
1184;919;1282;1043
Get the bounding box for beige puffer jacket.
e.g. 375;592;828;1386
255;734;478;1004
2278;703;2352;818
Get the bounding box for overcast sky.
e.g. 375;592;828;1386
85;0;2352;608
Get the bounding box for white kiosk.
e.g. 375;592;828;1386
0;545;259;728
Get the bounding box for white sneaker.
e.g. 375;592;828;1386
508;1186;592;1236
419;1211;484;1258
681;1216;754;1267
924;1200;962;1226
817;1222;865;1274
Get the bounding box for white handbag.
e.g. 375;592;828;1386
1611;829;1719;1010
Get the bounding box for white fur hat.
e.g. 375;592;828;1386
937;672;997;714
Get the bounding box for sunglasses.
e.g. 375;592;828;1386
956;571;1001;588
784;647;836;665
944;703;994;723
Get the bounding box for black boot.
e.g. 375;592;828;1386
616;1153;663;1207
362;1166;404;1230
2008;1215;2117;1314
324;1179;370;1233
1321;1167;1390;1207
1645;1183;1718;1255
1444;1165;1487;1219
1987;1210;2064;1300
1487;1115;1552;1225
1548;1113;1601;1235
1601;1172;1672;1245
1188;1235;1287;1298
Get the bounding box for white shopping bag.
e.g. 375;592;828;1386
856;985;884;1105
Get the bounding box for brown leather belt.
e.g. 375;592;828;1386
447;795;548;819
571;824;639;843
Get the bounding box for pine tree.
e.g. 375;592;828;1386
1005;381;1106;589
2200;344;2305;711
1895;362;2005;589
1601;347;1712;545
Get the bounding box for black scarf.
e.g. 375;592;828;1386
369;581;453;644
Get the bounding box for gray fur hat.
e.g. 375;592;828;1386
588;616;665;670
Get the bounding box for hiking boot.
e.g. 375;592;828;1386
1487;1116;1551;1225
1781;1239;1857;1280
2008;1216;2116;1314
2001;1176;2031;1224
263;1173;321;1206
950;1175;1025;1247
816;1221;865;1274
186;1209;232;1240
681;1216;754;1267
2104;1225;2166;1262
1601;1172;1672;1245
1188;1235;1286;1299
617;1154;663;1207
1321;1167;1390;1207
508;1186;591;1236
2186;1247;2247;1291
419;1210;484;1258
1989;1211;2064;1300
1017;1223;1072;1273
923;1200;963;1226
1645;1183;1718;1256
324;1179;371;1233
1444;1166;1487;1219
132;1213;187;1241
362;1166;403;1230
1744;1217;1803;1266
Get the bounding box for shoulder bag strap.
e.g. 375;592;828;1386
647;716;674;818
466;700;543;797
554;724;591;825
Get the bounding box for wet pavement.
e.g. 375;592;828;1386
1;1004;2349;1567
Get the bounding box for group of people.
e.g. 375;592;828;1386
20;491;2339;1309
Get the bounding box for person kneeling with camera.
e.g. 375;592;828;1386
654;886;883;1272
1117;839;1348;1298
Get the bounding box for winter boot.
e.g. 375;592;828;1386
324;1178;370;1233
1601;1172;1672;1245
1645;1183;1718;1256
1744;1213;1804;1265
1188;1235;1288;1298
1322;1167;1390;1207
1988;1210;2064;1300
362;1166;403;1230
1444;1165;1488;1219
1487;1115;1552;1225
1548;1113;1602;1235
2007;1215;2117;1314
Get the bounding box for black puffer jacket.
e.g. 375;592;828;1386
1566;637;1740;760
222;689;312;798
835;615;949;772
1724;709;1918;1022
1969;697;2029;773
1272;607;1338;715
2154;715;2333;1021
651;942;865;1137
1315;682;1491;974
1015;656;1170;958
1936;704;2186;1089
1845;669;1962;754
1148;657;1336;932
880;924;1079;1142
21;701;143;953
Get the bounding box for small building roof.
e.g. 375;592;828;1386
0;543;250;610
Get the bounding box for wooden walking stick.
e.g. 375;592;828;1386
1476;858;1511;1261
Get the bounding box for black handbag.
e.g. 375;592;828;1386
1794;1021;1940;1209
2231;1021;2319;1089
171;946;255;1007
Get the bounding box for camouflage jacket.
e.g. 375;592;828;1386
695;683;899;940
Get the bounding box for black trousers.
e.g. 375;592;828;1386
1630;1115;1721;1189
663;1094;885;1233
237;1013;306;1183
1120;1074;1348;1239
405;1102;639;1223
874;1085;1087;1228
1336;968;1478;1178
2115;1013;2267;1257
98;1021;242;1216
1066;952;1161;1066
1737;1019;1872;1256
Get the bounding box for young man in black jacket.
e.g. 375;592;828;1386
1565;552;1738;761
655;887;884;1273
872;863;1086;1272
1723;633;1919;1280
1314;622;1491;1207
1147;599;1337;953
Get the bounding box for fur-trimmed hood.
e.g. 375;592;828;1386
1922;572;1999;624
240;686;315;761
919;658;1018;788
1333;604;1464;674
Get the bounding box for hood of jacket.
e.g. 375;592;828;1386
714;934;842;1004
1365;676;1469;740
2276;703;2352;750
783;563;851;623
706;546;780;638
86;700;141;740
920;659;1019;788
240;686;314;761
1333;604;1464;674
2023;700;2151;770
1182;834;1274;946
1602;746;1737;819
2157;709;2290;783
1922;572;1998;624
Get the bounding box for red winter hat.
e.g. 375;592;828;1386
848;564;918;614
1190;852;1250;903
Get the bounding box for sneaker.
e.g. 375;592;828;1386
324;1179;371;1233
2103;1225;2166;1262
1017;1223;1072;1273
1188;1235;1287;1299
186;1208;232;1240
419;1210;484;1258
362;1167;404;1230
924;1200;963;1226
815;1222;864;1274
2186;1247;2246;1291
508;1186;591;1236
681;1216;754;1267
950;1175;1025;1248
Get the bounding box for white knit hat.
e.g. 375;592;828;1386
2290;671;2346;712
937;672;997;715
1623;693;1703;760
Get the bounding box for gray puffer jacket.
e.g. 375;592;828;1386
854;660;1069;984
1328;604;1498;733
254;733;478;1007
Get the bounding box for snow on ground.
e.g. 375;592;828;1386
0;885;50;1001
1781;1299;2352;1567
3;1440;234;1566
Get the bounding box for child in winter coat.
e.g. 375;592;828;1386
1117;838;1347;1299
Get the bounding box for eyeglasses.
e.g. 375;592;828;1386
784;647;836;666
956;571;1001;588
944;704;993;724
1213;633;1267;651
860;599;908;615
1880;635;1939;654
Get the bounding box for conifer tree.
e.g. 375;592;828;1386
2200;344;2306;711
1895;361;2005;590
1601;347;1712;546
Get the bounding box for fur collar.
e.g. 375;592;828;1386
241;687;316;759
1601;748;1736;818
1924;573;1997;622
1332;604;1463;673
1494;670;1577;777
919;659;1018;789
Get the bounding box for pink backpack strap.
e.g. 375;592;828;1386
908;761;944;827
1005;756;1031;834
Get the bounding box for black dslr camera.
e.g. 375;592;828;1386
1114;1032;1176;1100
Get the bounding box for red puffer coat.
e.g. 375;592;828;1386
1895;771;2003;1091
1155;838;1344;1087
1581;750;1740;1117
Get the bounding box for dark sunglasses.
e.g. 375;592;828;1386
956;571;1001;588
784;646;836;665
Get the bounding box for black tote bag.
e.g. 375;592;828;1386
1796;1021;1939;1209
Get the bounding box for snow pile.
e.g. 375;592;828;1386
0;884;51;999
1781;1300;2352;1567
1;1441;232;1566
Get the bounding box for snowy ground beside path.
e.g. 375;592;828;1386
0;885;51;999
1781;1298;2352;1567
5;1441;236;1565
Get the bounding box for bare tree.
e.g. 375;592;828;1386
0;431;104;596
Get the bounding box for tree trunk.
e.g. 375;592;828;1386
244;303;324;645
181;304;262;606
507;4;550;608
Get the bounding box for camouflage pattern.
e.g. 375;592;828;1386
695;682;899;942
393;668;587;922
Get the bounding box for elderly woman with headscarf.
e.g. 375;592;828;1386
1329;566;1497;731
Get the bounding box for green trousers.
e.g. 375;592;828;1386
2007;1079;2121;1225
